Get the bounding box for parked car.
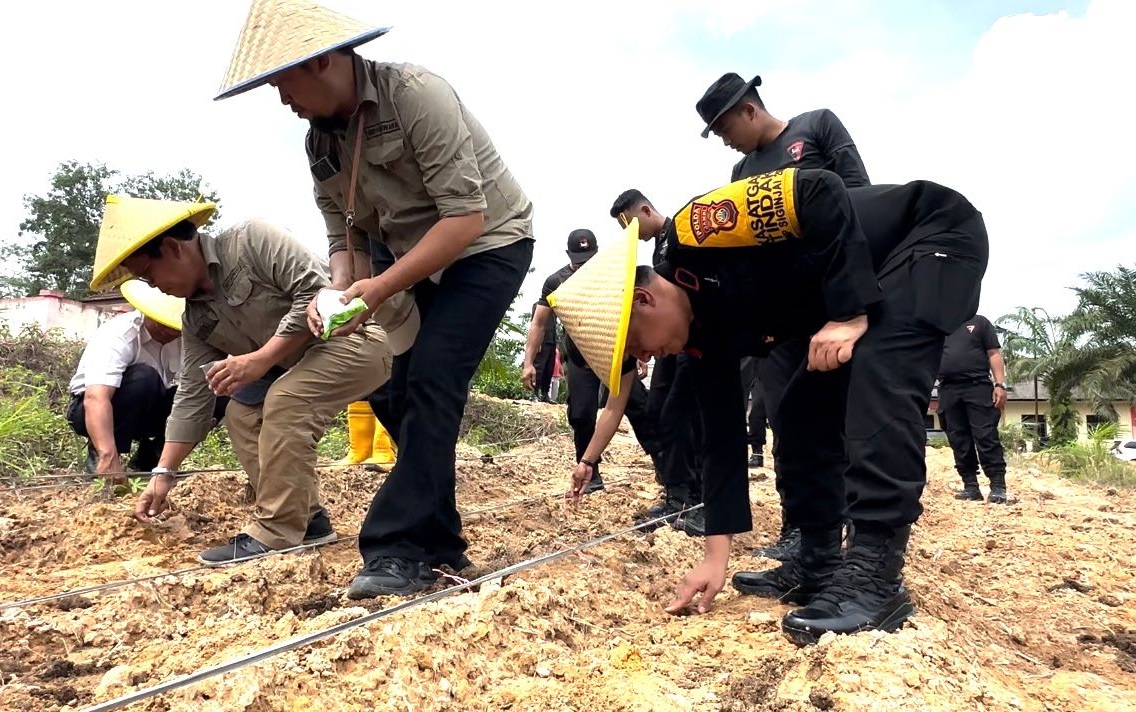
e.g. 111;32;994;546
1110;439;1136;462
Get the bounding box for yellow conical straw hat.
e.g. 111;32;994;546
90;196;216;292
215;0;391;100
547;219;639;398
120;279;186;331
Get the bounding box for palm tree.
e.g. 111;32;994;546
995;307;1083;445
1067;266;1136;407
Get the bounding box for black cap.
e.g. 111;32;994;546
696;72;762;138
566;228;598;265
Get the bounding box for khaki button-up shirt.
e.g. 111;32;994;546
166;220;330;443
306;58;534;264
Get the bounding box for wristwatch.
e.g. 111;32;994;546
993;382;1007;390
151;466;174;477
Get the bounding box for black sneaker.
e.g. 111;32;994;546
988;485;1009;504
198;533;274;567
347;556;438;599
128;438;163;472
954;482;983;501
753;526;802;561
83;442;98;474
748;452;764;468
303;509;338;545
583;472;605;494
733;527;842;605
781;525;915;646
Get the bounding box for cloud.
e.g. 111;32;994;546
1;0;1132;327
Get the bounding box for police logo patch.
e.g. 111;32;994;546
688;200;739;244
787;140;804;162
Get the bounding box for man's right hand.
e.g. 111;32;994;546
521;362;537;391
135;473;177;522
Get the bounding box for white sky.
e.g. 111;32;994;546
2;0;1133;323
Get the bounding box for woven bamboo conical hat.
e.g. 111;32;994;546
215;0;391;100
120;279;186;331
90;196;216;291
547;219;639;397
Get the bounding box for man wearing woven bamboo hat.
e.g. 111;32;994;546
89;195;392;566
549;168;988;645
65;280;214;476
214;0;534;596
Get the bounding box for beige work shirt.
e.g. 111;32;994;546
306;57;534;264
166;220;330;443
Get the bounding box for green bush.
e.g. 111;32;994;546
999;423;1032;454
927;435;950;449
1042;421;1136;488
0;365;82;478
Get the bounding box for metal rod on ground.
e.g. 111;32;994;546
81;504;701;712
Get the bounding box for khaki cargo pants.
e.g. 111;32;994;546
225;324;391;549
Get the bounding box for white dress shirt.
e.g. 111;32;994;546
69;310;183;395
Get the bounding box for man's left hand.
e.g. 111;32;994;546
207;354;271;396
808;315;868;371
636;360;649;379
329;278;383;338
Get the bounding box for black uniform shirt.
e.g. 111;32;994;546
732;109;870;187
656;167;982;535
939;316;999;384
538;264;574;348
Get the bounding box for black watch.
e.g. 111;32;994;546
993;383;1007;390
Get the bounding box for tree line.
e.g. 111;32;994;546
997;267;1136;445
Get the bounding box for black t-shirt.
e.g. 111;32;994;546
938;315;999;384
541;264;636;378
655;167;985;536
732;109;870;187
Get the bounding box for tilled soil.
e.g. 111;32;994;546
1;407;1135;711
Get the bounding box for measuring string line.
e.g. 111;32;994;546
81;503;703;712
1;478;639;611
5;435;555;489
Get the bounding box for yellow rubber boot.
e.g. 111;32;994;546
336;401;376;465
365;419;397;466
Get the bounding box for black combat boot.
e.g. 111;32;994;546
781;524;915;646
733;527;842;605
954;475;983;501
748;451;764;468
753;515;802;561
635;482;689;530
987;475;1009;504
672;503;706;537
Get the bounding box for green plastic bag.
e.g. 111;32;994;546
316;289;368;340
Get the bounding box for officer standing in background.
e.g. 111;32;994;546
696;70;872;563
936;315;1010;504
610;190;704;535
524;230;608;491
